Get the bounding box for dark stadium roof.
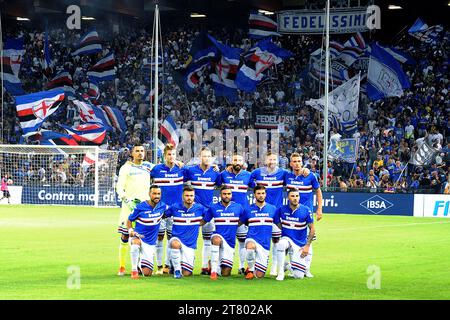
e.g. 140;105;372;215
1;0;449;35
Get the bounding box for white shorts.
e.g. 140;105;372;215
280;236;309;274
202;222;215;239
272;224;281;239
131;239;155;271
236;224;248;242
244;238;269;274
168;237;195;274
118;204;133;236
211;234;234;269
158;217;173;237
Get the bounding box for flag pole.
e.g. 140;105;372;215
322;0;330;190
152;4;160;163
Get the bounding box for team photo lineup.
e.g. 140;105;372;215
117;143;322;281
1;0;450;303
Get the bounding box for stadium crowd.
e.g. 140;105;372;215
1;19;449;194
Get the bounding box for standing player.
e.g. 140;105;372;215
151;143;186;274
185;147;221;275
250;151;311;276
241;186;279;279
220;154;255;274
116;145;154;276
0;174;11;204
250;151;287;276
126;185;168;279
166;186;207;278
284;152;322;277
203;185;245;280
275;189;315;281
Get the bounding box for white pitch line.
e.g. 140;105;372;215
326;220;450;232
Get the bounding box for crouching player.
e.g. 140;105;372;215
126;185;168;279
241;186;279;280
166;186;207;278
275;189;315;281
203;185;244;280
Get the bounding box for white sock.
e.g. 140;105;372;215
170;248;181;272
246;249;255;272
305;244;313;273
164;241;171;267
277;249;286;276
210;245;220;274
156;240;163;267
238;241;246;269
130;244;140;272
202;239;211;269
271;242;278;272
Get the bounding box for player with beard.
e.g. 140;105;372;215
220;154;255;274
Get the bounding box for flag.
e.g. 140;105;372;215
248;12;280;39
42;31;52;72
87;81;100;100
207;35;243;102
160;115;178;146
188;32;218;65
71;29;103;56
236;38;293;92
344;32;366;50
100;105;127;133
185;60;210;91
328;138;360;163
1;37;26;96
82;152;96;170
376;43;416;65
60;123;107;145
306;74;360;135
367;43;411;101
1;56;26;96
408;18;443;44
45;71;75;98
16;89;65;136
73;100;112;131
36;130;79;146
87;52;116;82
409;136;441;166
3;37;25;76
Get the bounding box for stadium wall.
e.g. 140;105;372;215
4;186;448;218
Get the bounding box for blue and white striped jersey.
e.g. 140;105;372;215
276;204;313;248
185;165;221;208
204;201;245;248
220;170;255;210
242;203;279;250
151;164;186;205
250;167;288;207
284;172;320;211
165;202;207;249
128;200;168;245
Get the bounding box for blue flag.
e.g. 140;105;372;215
367;43;410;101
207;35;243;102
236;39;293;92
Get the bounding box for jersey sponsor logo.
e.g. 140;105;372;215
360;195;394;214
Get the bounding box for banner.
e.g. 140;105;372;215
278;8;369;34
414;195;450;218
211;191;414;216
21;187;117;206
328;138;359;163
255;114;296;129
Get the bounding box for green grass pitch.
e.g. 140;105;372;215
1;205;449;300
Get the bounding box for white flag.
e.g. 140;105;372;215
306;74;360;134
